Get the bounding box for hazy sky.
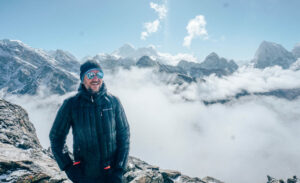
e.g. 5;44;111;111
1;0;300;62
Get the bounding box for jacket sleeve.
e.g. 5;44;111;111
49;98;73;171
113;96;130;171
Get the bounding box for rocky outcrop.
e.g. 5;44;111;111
124;156;223;183
0;99;41;149
267;175;300;183
0;98;68;182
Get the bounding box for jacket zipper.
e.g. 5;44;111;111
91;96;94;103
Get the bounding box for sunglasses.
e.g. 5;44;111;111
86;71;104;80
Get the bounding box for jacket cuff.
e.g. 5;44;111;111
59;152;73;171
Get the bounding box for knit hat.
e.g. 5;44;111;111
80;60;103;81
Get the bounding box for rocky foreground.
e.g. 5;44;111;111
0;98;298;183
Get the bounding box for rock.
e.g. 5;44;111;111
0;99;69;183
124;156;222;183
267;175;300;183
202;176;224;183
0;98;41;149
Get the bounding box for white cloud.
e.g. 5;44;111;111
141;2;167;40
141;20;160;40
150;2;167;19
183;15;208;47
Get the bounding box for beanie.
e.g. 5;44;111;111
80;60;103;81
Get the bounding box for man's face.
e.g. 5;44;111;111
83;69;103;93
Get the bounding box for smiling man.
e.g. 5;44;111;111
49;60;130;183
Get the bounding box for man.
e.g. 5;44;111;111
49;60;130;183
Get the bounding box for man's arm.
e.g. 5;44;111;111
114;96;130;171
49;99;73;171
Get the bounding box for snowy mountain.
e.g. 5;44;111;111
200;52;238;72
253;41;296;69
0;39;79;95
112;43;159;61
93;53;136;70
136;55;158;68
177;52;238;78
48;49;80;73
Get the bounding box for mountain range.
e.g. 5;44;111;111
1;39;300;103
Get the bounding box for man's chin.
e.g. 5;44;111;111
87;87;100;94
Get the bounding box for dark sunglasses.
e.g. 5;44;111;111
86;71;104;80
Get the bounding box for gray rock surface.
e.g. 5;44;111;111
267;175;300;183
0;98;69;183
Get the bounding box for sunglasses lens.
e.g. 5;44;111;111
86;71;104;80
87;72;96;79
97;72;104;79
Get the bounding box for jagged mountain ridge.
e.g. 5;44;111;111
1;39;300;103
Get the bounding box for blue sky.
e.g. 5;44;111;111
1;0;300;62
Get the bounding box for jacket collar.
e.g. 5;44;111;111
78;82;107;103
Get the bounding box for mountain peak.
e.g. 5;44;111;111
136;55;157;68
254;41;296;69
0;39;26;47
199;52;238;74
206;52;219;58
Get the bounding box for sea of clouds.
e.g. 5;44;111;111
4;65;300;183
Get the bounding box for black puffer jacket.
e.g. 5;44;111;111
49;82;130;178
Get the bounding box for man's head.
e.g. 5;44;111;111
80;60;104;94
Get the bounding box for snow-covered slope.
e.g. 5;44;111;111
0;39;79;95
48;49;80;73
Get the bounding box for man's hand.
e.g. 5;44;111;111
65;163;83;182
